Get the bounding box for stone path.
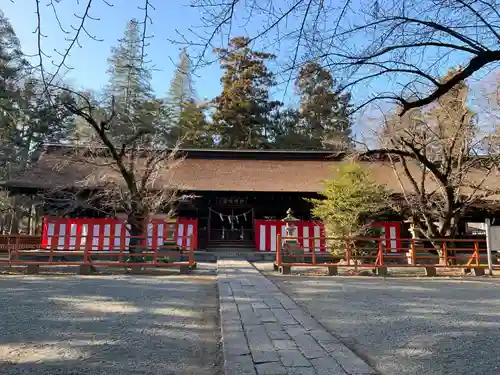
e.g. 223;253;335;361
217;260;378;375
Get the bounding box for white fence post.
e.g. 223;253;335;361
485;219;494;276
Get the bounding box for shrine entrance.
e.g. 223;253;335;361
208;207;255;242
207;195;255;246
197;191;317;250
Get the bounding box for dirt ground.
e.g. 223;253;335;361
0;266;221;375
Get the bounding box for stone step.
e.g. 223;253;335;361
207;242;255;249
194;250;276;261
207;247;257;253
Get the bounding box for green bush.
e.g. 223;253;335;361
310;163;390;262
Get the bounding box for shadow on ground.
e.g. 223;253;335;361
255;262;500;375
0;269;221;375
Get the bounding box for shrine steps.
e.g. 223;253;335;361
194;240;275;261
193;251;275;262
206;239;255;250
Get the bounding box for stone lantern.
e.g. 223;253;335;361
160;218;181;263
282;208;299;244
165;218;178;243
280;208;303;264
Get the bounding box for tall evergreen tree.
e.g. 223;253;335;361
105;19;154;142
269;108;310;149
165;49;211;146
0;10;25;128
296;61;353;150
212;36;281;149
0;12;73;233
71;91;104;145
167;48;195;120
0;12;71;177
177;100;212;147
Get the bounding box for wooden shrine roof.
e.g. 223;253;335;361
4;145;500;197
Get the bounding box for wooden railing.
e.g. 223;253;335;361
0;234;197;274
275;235;498;276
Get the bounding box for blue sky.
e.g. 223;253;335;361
3;0;316;105
3;0;225;100
2;0;371;106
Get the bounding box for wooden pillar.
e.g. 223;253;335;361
207;206;212;241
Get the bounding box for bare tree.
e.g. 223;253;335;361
363;75;500;251
44;87;186;255
477;71;500;150
186;0;499;114
17;0;498;114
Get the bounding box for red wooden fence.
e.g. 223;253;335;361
254;220;402;252
42;217;198;250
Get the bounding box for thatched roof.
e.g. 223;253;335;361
4;145;500;198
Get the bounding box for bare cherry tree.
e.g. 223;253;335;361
186;0;499;114
44;87;186;254
362;75;500;250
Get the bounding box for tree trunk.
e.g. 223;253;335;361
127;206;148;264
127;221;144;251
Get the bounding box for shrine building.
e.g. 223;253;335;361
3;145;495;253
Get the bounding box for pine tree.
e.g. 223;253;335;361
269;108;310;149
0;10;25;127
71;91;104;145
177;100;212;147
0;13;73;233
212;36;281;149
296;62;353;150
0;12;71;176
167;48;195;120
105;19;154;142
310;163;390;255
166;49;208;146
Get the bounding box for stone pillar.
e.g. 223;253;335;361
424;267;437;277
279;266;291;275
471;268;485;276
327;266;338;276
26;264;39;275
79;264;93;275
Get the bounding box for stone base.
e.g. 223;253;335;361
375;267;388;276
358;270;373;276
273;263;279;272
79;264;93;275
26;264;39;275
406;250;440;265
425;267;437;276
279;266;291;275
471;268;485;276
327;266;338;276
179;265;190;274
129;266;143;274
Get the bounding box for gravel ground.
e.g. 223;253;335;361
255;263;500;375
0;264;221;375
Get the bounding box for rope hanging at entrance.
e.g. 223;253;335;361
209;208;254;222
